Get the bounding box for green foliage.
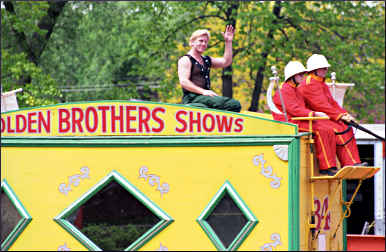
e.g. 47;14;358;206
227;1;384;122
1;50;62;107
39;1;200;102
2;2;49;43
81;223;146;251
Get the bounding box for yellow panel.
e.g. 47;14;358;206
2;145;290;251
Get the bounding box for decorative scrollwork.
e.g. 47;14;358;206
253;154;282;189
139;166;149;179
58;243;71;251
157;183;170;197
157;243;168;251
260;233;282;251
58;166;90;195
139;166;169;197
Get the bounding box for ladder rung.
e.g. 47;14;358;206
311;166;380;181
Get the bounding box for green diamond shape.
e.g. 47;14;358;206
197;180;258;251
1;179;32;251
54;170;173;251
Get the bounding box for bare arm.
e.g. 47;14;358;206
211;25;234;69
178;56;218;96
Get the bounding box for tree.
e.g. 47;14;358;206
39;1;207;102
1;1;66;107
267;1;385;123
204;1;384;122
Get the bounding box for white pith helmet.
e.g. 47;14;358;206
284;61;307;81
306;54;331;72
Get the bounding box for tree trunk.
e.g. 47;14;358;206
248;1;282;112
249;52;268;111
222;65;233;98
221;2;239;98
33;1;67;61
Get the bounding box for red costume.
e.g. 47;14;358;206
297;73;361;167
272;80;339;170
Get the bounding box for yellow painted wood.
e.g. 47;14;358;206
2;102;379;251
2;145;290;251
240;111;274;120
311;167;380;181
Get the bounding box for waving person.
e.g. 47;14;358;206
177;25;241;112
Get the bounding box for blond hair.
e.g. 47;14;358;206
189;29;210;45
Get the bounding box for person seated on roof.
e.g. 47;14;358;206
177;26;241;112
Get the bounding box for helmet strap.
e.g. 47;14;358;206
289;77;298;86
312;70;320;77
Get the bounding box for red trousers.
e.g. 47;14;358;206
295;119;361;170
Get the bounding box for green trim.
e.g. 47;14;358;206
288;138;300;250
1;135;298;147
1;179;32;251
197;180;258;251
342;180;347;251
54;170;173;251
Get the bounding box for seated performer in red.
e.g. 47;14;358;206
272;61;340;176
297;54;367;174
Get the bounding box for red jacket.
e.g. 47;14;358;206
298;73;347;121
272;80;314;122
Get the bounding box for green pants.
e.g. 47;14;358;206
183;93;241;112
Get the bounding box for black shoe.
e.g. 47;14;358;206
319;169;336;176
329;167;338;172
353;162;368;167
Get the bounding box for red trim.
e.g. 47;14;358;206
347;234;385;251
314;131;331;169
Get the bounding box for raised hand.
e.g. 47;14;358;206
221;25;235;42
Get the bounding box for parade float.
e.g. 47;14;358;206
1;71;382;251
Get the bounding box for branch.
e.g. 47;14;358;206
292;15;346;40
33;1;67;61
162;14;226;44
149;14;226;58
318;25;346;40
234;42;257;58
278;28;289;41
207;40;221;50
283;17;314;49
4;1;67;65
